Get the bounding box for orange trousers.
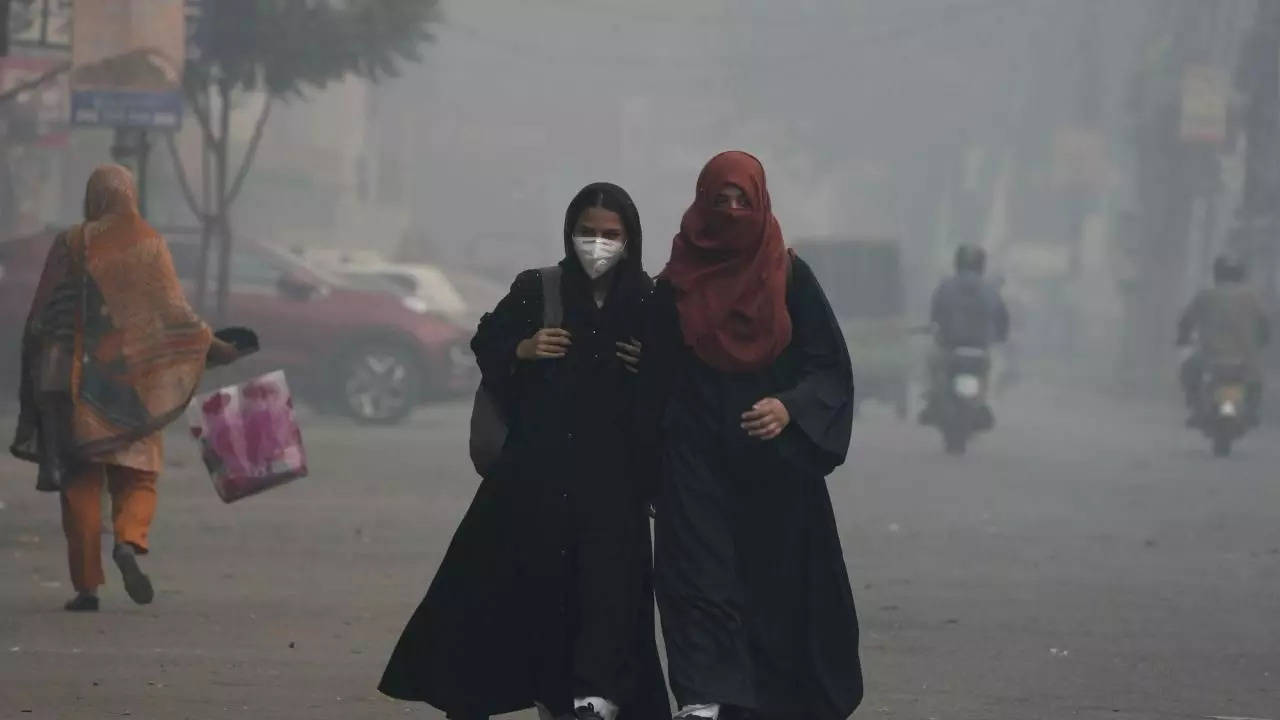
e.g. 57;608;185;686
60;464;158;593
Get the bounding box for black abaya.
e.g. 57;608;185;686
640;255;863;719
380;186;669;719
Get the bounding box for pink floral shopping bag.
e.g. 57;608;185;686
187;370;308;503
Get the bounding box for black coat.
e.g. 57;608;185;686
379;257;669;718
637;255;863;719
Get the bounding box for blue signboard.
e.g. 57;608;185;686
69;0;187;129
70;90;184;129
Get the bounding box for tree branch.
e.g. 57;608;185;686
224;97;273;208
181;77;221;151
0;61;71;106
164;132;206;223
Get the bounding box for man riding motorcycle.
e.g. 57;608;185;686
1177;253;1271;426
920;245;1010;426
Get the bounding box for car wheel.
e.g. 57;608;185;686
339;343;422;425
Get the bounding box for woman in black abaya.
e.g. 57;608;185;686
639;152;863;720
379;183;669;720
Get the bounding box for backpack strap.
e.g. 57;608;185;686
539;265;563;328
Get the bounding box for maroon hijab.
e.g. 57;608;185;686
663;150;792;373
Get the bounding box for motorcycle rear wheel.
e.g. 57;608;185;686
1212;433;1232;458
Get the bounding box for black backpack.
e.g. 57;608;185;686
468;266;563;478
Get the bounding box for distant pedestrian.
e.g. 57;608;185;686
379;183;669;720
637;151;863;720
9;165;241;612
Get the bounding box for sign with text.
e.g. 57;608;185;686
70;0;185;128
0;55;69;146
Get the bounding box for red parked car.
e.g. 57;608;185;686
0;228;476;425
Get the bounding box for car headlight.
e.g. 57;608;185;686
401;296;430;314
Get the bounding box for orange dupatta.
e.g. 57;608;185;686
10;166;212;481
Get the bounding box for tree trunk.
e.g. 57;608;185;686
1238;0;1280;304
214;80;232;321
194;85;213;314
0;0;10;59
0;148;15;240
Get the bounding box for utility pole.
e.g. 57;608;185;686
2;0;14;239
1;0;11;59
1124;0;1208;392
1234;0;1280;304
110;128;152;218
1233;0;1280;412
1067;0;1103;279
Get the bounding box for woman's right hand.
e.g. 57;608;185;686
516;328;572;360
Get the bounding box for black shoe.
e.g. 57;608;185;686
64;593;99;612
113;545;154;605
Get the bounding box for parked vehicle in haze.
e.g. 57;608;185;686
0;229;476;425
791;236;912;418
300;250;506;330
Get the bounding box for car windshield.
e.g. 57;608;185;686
162;230;405;296
256;245;351;288
338;271;413;297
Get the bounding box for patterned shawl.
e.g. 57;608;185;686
10;165;212;487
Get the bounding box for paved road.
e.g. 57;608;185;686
1;384;1277;720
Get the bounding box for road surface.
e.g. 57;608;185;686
1;384;1277;719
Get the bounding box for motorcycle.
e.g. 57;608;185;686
1193;362;1251;457
934;346;994;455
916;326;995;455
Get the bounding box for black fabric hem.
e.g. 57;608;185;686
376;683;532;718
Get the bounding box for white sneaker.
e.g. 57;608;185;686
573;697;619;720
674;703;721;720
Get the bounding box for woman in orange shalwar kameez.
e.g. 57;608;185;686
10;165;241;611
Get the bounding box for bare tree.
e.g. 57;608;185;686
168;0;440;317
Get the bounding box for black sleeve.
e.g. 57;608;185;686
11;232;70;463
775;258;855;474
470;269;541;404
630;281;679;501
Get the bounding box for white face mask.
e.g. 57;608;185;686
573;236;625;279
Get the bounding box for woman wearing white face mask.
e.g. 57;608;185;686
380;183;669;720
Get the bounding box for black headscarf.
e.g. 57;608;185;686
559;182;649;308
